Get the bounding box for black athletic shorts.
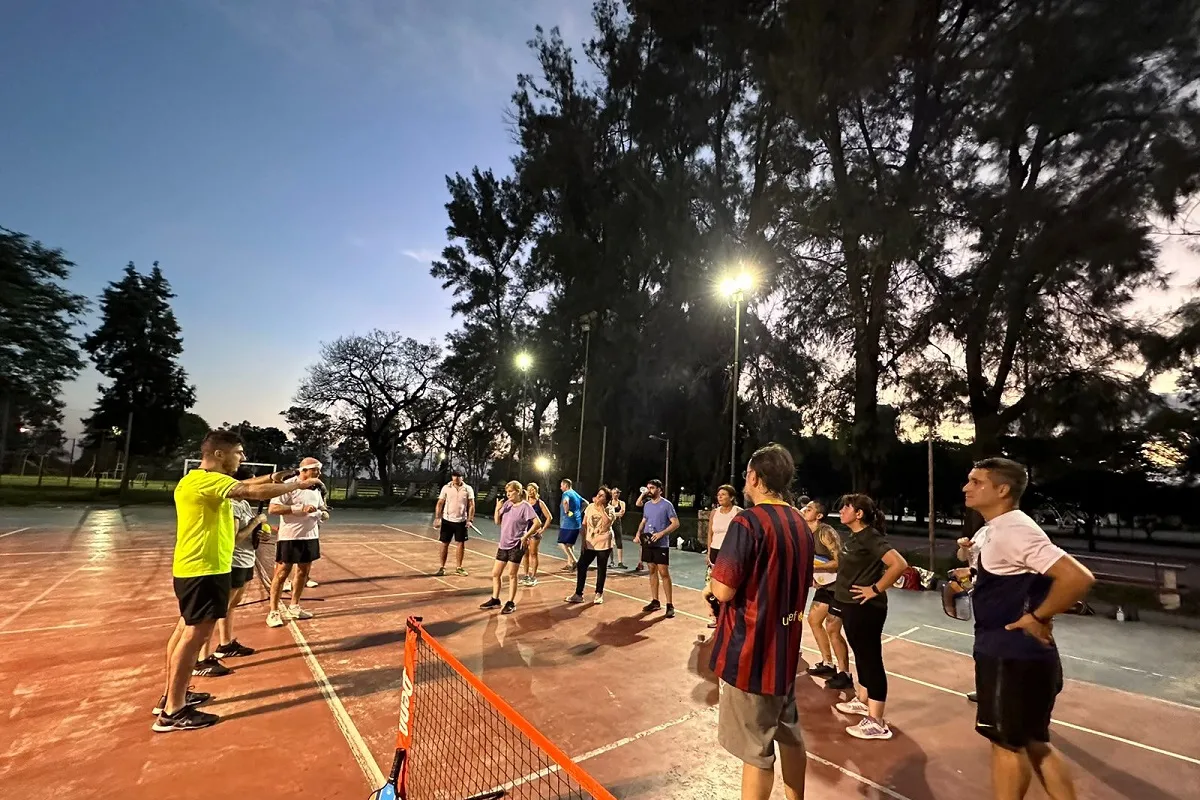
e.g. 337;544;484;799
974;653;1063;748
174;573;231;625
641;545;670;566
811;586;837;607
230;565;255;590
439;519;469;544
495;545;526;564
276;539;321;565
826;595;847;617
708;547;721;564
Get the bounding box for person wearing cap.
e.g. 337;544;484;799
635;479;680;618
266;457;327;627
434;468;476;577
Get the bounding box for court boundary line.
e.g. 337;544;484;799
897;626;1194;709
0;527;32;539
0;561;91;631
379;524;1200;768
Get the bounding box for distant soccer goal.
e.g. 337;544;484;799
183;459;278;477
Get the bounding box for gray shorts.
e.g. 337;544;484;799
717;681;805;769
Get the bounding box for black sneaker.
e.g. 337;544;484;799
616;563;628;570
192;656;232;677
501;601;516;615
825;672;854;691
480;598;502;610
643;600;661;613
152;705;220;733
152;688;212;716
665;604;675;619
213;639;255;659
807;662;837;678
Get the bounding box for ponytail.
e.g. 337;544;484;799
838;493;887;533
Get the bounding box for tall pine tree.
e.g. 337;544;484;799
83;262;195;457
0;227;88;463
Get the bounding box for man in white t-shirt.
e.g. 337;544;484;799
266;457;328;627
953;527;988;703
434;468;475;577
964;457;1094;800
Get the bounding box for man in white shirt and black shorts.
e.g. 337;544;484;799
266;457;327;627
434;468;475;577
964;457;1095;800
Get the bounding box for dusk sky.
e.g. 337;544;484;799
2;1;1196;442
1;0;593;438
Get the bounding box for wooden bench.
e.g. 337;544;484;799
1076;554;1188;610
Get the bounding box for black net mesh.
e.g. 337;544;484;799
405;631;607;800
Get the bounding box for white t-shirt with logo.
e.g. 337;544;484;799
710;505;743;550
439;482;475;523
275;480;324;541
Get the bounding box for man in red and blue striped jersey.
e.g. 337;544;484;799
710;443;815;800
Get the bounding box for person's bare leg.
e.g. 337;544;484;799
166;620;216;714
290;563;311;606
269;562;289;612
661;565;674;605
491;561;504;600
505;563;521;603
1027;742;1077;800
163;618;186;695
218;585;246;645
740;763;774;800
867;698;886;721
531;541;540;578
455;542;465;569
649;564;660;602
560;542;575;567
778;741;807;800
438;542;450;569
992;744;1034;800
828;617;850;674
809;604;831;663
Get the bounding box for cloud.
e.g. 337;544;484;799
402;248;438;264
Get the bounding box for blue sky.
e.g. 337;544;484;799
0;0;593;437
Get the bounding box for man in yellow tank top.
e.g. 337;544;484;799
153;430;323;733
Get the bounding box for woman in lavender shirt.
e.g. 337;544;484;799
481;481;543;615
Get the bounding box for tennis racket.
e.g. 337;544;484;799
469;522;484;537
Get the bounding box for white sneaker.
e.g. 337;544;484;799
593;595;604;605
283;581;292;592
847;717;893;740
288;605;313;620
306;579;318;588
266;610;286;628
835;698;871;717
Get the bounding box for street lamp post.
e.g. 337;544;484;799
649;434;671;497
719;271;755;485
576;315;594;484
515;352;533;482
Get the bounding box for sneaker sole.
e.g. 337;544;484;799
152;717;218;733
847;726;892;740
835;704;870;717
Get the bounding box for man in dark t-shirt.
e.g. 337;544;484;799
710;443;814;799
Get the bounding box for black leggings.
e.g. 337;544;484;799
575;548;611;596
841;601;889;702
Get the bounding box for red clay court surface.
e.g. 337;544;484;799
1;512;1198;799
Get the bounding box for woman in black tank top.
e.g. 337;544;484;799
520;483;552;586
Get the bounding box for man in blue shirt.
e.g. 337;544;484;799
558;478;584;571
635;479;679;618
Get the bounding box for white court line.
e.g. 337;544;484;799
0;527;32;539
382;524;1200;767
881;626;921;644
493;704;917;800
0;561;91;630
283;614;385;789
356;542;458;590
891;628;1198;712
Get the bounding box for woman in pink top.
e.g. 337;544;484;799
705;484;743;627
565;486;614;606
